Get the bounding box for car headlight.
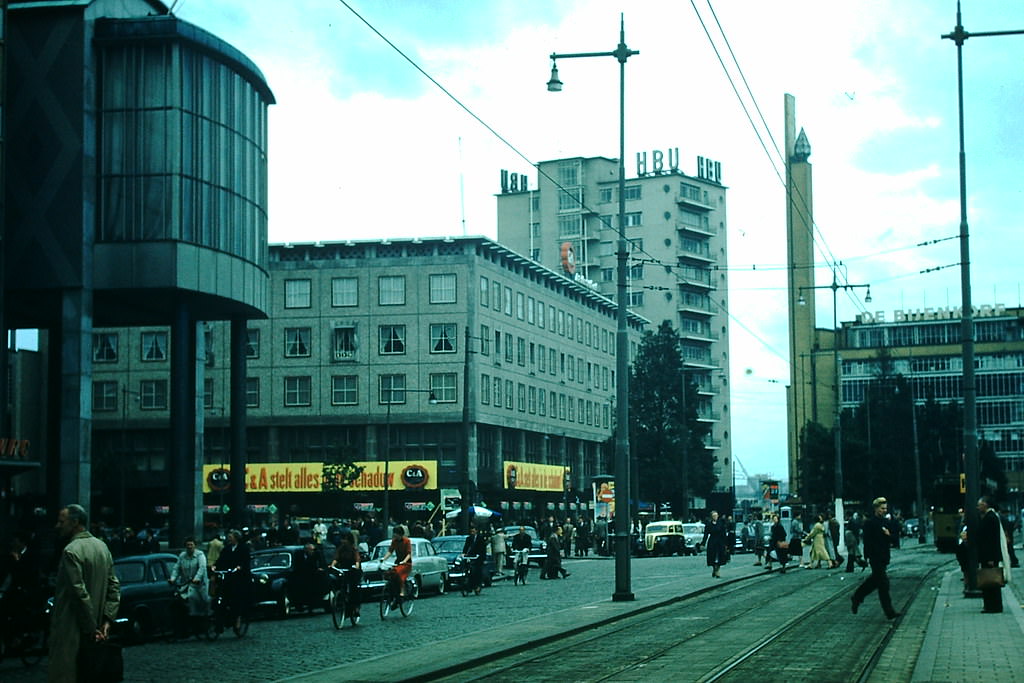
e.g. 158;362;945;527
256;573;270;585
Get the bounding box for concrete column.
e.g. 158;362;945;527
229;319;248;527
56;290;92;512
169;302;195;546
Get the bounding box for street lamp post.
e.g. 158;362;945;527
798;265;870;546
941;2;1024;597
382;383;436;528
547;13;638;603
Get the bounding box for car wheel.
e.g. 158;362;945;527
437;575;447;594
130;610;152;642
278;595;290;618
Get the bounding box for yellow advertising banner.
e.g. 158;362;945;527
202;461;437;494
503;461;568;492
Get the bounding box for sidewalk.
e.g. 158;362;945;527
912;567;1024;682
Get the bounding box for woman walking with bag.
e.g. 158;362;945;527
803;514;830;569
977;496;1011;613
702;511;729;578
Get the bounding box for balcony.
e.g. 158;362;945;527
678;327;718;343
675;194;715;212
676;244;715;264
676;219;717;237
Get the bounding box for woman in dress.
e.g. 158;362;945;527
803;514;831;569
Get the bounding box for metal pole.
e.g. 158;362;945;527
831;269;845;551
383;396;391;530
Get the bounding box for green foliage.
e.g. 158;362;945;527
627;321;714;515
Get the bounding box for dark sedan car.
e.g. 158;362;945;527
432;535;495;590
503;525;547;567
113;553;179;641
250;545;331;617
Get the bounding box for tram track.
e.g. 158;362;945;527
419;552;950;683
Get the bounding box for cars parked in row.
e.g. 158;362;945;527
681;523;705;555
639;521;689;556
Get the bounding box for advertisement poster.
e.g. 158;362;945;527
503;461;569;492
202;460;437;494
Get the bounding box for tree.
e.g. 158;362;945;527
628;321;713;517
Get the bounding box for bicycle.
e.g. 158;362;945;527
167;582;215;641
327;566;361;629
0;590;50;666
210;568;250;637
456;555;484;597
512;548;530;586
379;563;417;619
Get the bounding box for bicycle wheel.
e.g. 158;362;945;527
198;613;219;641
331;590;346;630
379;591;392;620
399;579;418;617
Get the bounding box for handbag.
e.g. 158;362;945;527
977;566;1005;590
78;638;124;683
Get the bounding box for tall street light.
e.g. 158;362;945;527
382;382;436;527
798;265;870;547
941;1;1024;598
547;14;638;602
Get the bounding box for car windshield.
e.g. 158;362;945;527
251;552;291;571
504;527;538;541
433;537;464;553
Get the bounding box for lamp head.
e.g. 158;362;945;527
864;287;872;304
797;293;807;306
547;62;563;92
428;392;438;405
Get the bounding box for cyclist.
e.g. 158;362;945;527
330;531;363;620
461;526;488;595
168;537;209;634
378;525;412;597
511;526;532;585
212;529;250;632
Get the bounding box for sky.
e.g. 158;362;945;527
174;0;1023;481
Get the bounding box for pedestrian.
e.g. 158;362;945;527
765;513;789;573
752;514;765;566
803;514;830;569
701;510;728;578
490;527;507;576
790;511;806;568
977;496;1011;613
562;518;575;559
851;497;899;619
542;527;570;579
828;513;844;567
168;537;210;635
50;504;121;683
213;529;251;632
844;513;868;572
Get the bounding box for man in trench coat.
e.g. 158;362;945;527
49;504;121;683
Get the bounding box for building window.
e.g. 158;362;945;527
558;188;582;211
559;394;567;420
550;390;558;419
537;302;545;329
141;331;168;362
379;325;406;355
528;386;537;414
92;381;118;412
479;325;490;355
285;279;312;308
623;185;642;200
504;333;513;364
503;287;513;316
628;291;644;306
93;333;118;363
491;281;501;311
527;297;536;324
568;397;575;422
203;378;214;409
517;383;526;412
558;162;578;186
430;323;457;353
480;276;489;308
629;264;644;280
333;325;357;361
332;375;358;405
538;345;547;373
493;377;502;406
429;274;457;304
505;380;514;410
549;348;557;375
245;377;260;408
140;379;168;410
557;310;565;335
332;278;358;307
430;373;457;403
599;187;613;203
538;388;546;416
284;376;312;407
624;212;643;227
516;337;526;366
378;275;406;305
380;374;406;404
284;327;311;357
566;314;574;341
481;374;490;404
530;248;540;261
246;329;260;359
558;215;581;238
516;292;525;320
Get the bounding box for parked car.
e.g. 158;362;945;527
432;535;496;590
640;521;688;556
502;525;547;567
733;522;753;553
113;553;178;641
681;523;705;555
903;518;920;538
250;545;330;617
360;537;448;597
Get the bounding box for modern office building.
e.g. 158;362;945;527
3;0;274;538
87;237;647;525
838;304;1024;486
495;153;734;501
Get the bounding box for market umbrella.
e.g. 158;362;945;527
445;505;501;520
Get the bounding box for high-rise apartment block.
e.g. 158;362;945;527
496;153;733;497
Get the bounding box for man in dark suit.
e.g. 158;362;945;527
851;497;899;619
